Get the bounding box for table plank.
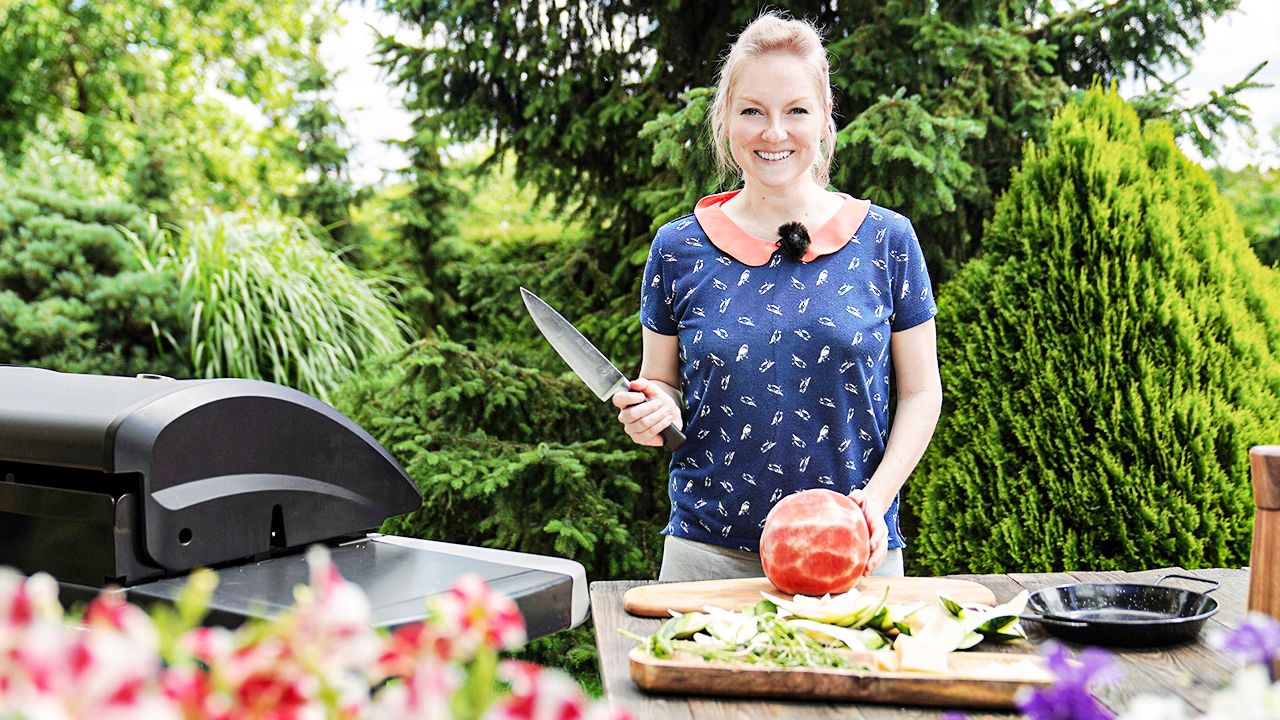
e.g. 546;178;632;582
1191;567;1251;628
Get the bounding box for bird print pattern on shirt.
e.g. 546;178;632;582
641;204;936;553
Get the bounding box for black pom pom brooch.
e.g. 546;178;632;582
776;221;811;261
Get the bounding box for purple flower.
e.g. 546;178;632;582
1214;612;1280;666
1016;642;1118;720
939;712;968;720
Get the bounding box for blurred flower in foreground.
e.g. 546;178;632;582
1113;613;1280;720
1020;614;1280;720
0;550;630;720
1212;612;1280;668
1016;642;1119;720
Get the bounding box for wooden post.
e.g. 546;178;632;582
1248;447;1280;620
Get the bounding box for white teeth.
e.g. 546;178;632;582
756;150;792;161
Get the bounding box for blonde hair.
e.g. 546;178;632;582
710;12;836;187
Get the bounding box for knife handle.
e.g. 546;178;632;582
660;423;686;451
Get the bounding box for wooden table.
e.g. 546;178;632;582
591;567;1250;719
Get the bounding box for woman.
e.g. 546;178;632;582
612;12;942;582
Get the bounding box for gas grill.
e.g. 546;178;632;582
0;366;587;638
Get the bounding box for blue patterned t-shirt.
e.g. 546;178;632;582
639;192;937;552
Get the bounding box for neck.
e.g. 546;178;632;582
732;180;832;227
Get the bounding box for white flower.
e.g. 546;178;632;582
1119;693;1192;720
1203;665;1280;720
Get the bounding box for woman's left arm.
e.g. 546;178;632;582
851;318;943;571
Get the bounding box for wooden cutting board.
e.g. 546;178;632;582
629;647;1051;709
623;576;997;617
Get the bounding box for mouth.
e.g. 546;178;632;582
754;150;793;162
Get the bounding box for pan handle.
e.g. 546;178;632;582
1155;573;1221;594
1018;612;1089;627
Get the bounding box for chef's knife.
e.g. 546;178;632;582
520;287;685;451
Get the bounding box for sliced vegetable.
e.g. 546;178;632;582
623;589;1031;673
786;618;874;651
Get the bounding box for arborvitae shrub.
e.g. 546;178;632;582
0;182;186;376
910;86;1280;574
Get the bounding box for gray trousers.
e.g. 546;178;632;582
658;535;905;582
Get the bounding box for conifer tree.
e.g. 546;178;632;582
374;0;1248;308
911;86;1280;574
0;182;187;376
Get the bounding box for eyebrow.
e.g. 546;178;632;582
736;95;814;106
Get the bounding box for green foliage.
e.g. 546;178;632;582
3;118;129;201
335;338;667;578
1128;61;1270;159
375;0;1244;337
0;0;352;223
910;86;1280;574
134;208;409;402
379;123;466;336
282;27;364;250
1212;162;1280;265
434;158;608;363
0;178;187;376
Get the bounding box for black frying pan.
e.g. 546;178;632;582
1020;574;1220;647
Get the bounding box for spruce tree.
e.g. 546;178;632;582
911;86;1280;574
374;0;1247;300
0;182;187;376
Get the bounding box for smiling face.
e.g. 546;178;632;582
726;52;831;195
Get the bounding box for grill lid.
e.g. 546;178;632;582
0;366;421;574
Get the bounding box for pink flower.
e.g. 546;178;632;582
185;625;236;667
233;670;315;719
289;546;379;672
429;574;526;660
369;657;459;719
0;568;61;630
484;660;589;720
0;557;635;720
161;666;232;719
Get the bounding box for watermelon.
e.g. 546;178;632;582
760;489;870;595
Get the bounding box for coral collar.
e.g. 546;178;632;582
693;190;871;267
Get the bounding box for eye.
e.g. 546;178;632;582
740;108;763;116
789;107;809;115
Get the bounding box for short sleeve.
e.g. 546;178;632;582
888;218;938;332
640;231;678;335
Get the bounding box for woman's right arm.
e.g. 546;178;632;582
612;328;683;446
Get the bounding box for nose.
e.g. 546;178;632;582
762;115;787;142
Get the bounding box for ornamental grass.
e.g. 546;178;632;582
134;208;408;402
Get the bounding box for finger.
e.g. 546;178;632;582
868;544;887;573
629;429;664;447
618;396;666;425
611;390;647;409
633;406;674;438
869;514;888;540
629;378;661;400
625;428;663;447
626;415;667;446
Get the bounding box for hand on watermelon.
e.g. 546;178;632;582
848;488;888;574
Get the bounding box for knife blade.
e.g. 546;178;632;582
520;287;685;451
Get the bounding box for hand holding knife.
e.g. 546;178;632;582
520;287;686;451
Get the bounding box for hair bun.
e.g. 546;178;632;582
776;221;810;261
